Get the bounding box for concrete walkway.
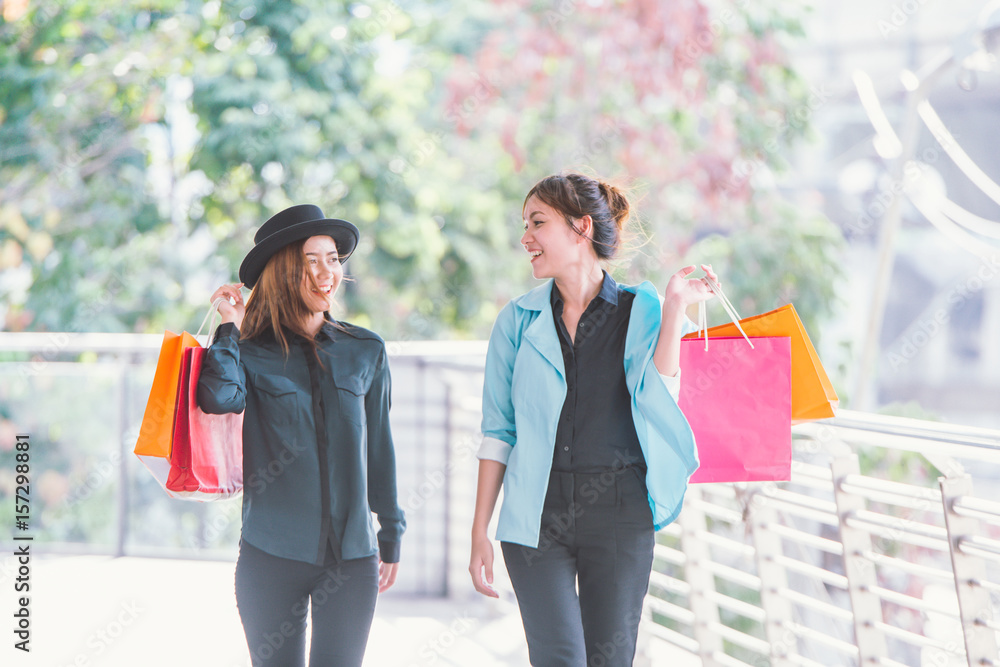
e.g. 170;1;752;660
1;555;530;667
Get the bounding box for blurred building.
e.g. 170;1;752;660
784;0;1000;427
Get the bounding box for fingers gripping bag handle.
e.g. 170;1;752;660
195;298;226;347
696;274;754;351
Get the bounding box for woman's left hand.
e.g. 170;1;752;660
378;560;399;593
663;264;719;310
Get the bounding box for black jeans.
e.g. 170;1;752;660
502;467;655;667
234;540;379;667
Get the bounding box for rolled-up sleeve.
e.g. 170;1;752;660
196;322;247;414
478;302;517;465
657;315;701;401
366;346;406;563
659;368;682;402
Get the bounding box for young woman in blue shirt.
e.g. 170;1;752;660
469;173;717;666
197;204;405;667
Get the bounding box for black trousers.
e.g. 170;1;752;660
502;467;655;667
234;540;379;667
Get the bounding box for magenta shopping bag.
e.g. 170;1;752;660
679;335;792;483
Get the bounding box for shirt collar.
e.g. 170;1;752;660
315;312;338;342
550;270;620;309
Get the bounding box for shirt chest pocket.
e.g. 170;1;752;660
333;369;369;428
251;372;302;428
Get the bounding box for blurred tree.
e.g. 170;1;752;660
442;0;844;335
0;0;842;340
0;0;203;333
185;0;514;339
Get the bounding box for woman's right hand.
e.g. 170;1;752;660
469;532;499;598
210;283;246;329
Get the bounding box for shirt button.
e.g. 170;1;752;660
563;446;570;452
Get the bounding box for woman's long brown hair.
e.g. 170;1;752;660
240;240;332;358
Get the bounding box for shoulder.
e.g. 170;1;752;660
496;281;553;327
619;280;661;316
330;322;388;364
509;280;552;311
335;321;385;345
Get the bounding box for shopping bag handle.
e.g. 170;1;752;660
194;298;227;346
696;273;755;350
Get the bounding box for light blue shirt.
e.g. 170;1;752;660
478;279;700;547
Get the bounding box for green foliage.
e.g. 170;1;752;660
1;0;842;344
682;200;845;343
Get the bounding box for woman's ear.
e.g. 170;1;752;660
575;215;593;242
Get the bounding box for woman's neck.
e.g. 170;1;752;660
554;262;604;312
302;311;326;337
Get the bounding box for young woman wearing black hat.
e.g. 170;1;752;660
197;204;405;667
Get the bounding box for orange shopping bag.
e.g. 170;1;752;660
134;330;200;458
683;302;837;423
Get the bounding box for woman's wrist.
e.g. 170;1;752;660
660;296;687;330
220;311;243;328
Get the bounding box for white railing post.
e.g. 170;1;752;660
831;456;888;662
939;475;999;665
679;485;724;663
748;485;796;667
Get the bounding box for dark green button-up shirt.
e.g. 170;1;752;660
196;318;405;565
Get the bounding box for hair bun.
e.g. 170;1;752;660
598;180;630;231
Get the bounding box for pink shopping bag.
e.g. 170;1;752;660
679;335;792;483
166;346;244;500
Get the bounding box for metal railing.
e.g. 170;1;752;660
0;332;488;596
636;412;1000;667
426;349;1000;665
2;333;999;664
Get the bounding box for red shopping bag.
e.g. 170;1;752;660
679;335;792;483
166;345;244;499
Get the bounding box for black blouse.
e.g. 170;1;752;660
197;317;405;566
550;272;646;472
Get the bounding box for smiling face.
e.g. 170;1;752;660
301;235;343;313
521;194;592;280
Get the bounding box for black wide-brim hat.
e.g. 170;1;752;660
239;204;360;288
